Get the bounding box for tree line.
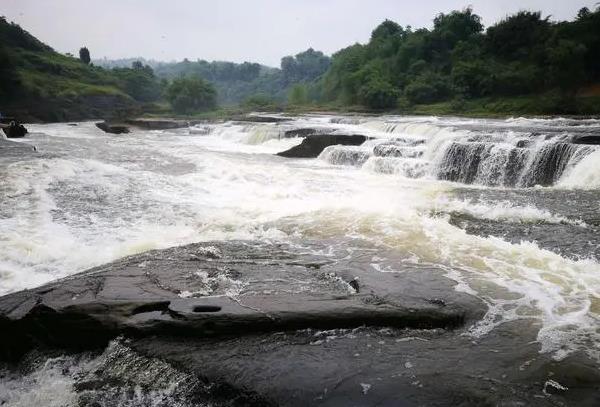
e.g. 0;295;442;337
318;6;600;110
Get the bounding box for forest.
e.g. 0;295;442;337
318;6;600;113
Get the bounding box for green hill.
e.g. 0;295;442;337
0;17;158;122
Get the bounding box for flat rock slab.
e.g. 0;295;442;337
0;240;482;359
0;240;598;406
95;121;130;134
125;118;203;130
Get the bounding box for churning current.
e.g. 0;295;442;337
1;114;599;364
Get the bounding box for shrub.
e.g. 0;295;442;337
166;76;217;114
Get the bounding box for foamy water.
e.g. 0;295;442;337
1;115;599;363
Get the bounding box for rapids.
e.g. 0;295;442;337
1;114;599;367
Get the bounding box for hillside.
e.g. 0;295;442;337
0;17;157;122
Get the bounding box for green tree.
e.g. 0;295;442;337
288;84;309;105
166;76;217;114
547;40;587;94
358;78;399;109
0;45;20;99
79;47;91;64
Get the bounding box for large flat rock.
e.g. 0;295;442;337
0;240;481;359
1;240;597;406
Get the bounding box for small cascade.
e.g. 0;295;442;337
518;143;592;187
244;125;282;144
373;143;425;159
434;140;593;187
269;116;600;188
319;146;371;166
363;156;429;178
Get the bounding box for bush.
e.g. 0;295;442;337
166;76;217;114
243;94;280;110
451;61;493;97
358;79;399;109
404;73;451;104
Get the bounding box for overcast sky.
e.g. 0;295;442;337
1;0;596;67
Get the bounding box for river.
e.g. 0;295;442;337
1;114;599;404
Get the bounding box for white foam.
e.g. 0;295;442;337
1;117;600;364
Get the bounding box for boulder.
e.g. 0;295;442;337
95;121;130;134
1;122;27;138
277;134;368;158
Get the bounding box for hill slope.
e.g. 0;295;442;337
0;17;137;122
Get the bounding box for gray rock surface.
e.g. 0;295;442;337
0;240;480;360
1;240;598;406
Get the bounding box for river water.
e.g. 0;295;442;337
1;114;599;375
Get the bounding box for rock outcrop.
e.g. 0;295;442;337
95;121;130;134
125;118;198;130
277;134;368;158
1;121;27;138
1;240;598;406
0;240;480;360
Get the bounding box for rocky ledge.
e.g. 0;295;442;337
95;121;130;134
0;240;598;406
0;240;479;360
277;134;368;158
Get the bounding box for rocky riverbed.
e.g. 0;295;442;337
1;115;600;406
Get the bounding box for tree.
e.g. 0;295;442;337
371;20;402;41
486;12;550;60
288;84;309;105
166;76;217;114
112;62;162;102
358;78;399;109
79;47;90;64
0;45;20;99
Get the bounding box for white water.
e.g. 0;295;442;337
1;116;600;363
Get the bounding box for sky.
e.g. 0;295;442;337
1;0;596;67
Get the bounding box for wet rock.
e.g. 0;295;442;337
1;122;27;138
571;135;600;145
95;121;130;134
277;134;368;158
0;240;482;361
0;241;597;406
125;118;196;130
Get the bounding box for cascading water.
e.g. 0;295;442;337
318;116;599;188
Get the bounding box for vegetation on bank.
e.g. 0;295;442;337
316;6;600;115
